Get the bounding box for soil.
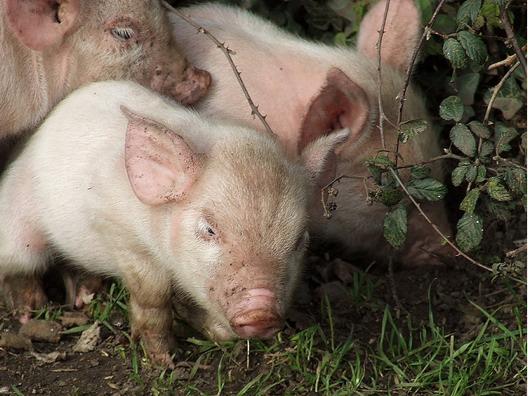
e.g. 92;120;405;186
0;254;524;396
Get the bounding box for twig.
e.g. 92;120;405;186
164;2;275;136
321;175;370;219
387;167;494;274
493;155;527;171
488;45;526;70
387;257;406;319
484;61;521;124
506;244;527;258
375;0;392;151
394;0;448;165
395;152;465;170
500;7;527;75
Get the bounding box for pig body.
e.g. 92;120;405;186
0;81;346;365
0;0;210;139
171;1;450;265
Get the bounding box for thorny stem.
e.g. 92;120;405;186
375;0;391;151
500;6;527;75
165;3;276;137
488;45;527;70
484;61;521;124
395;152;465;170
387;167;494;274
395;0;448;166
506;244;527;258
321;175;371;219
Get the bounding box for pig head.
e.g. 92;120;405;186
0;0;210;137
170;0;452;266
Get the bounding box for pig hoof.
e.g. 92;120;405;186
148;351;175;369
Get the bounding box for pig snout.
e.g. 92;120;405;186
228;289;283;339
172;66;211;106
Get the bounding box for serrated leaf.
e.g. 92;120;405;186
495;123;519;154
468;121;491;139
457;0;482;26
487;177;512;201
407;178;448;201
466;165;478;182
440;96;465;121
460;188;481;214
456;213;483;251
411;165;431;180
367;165;382;185
505;168;527;195
450;123;477;157
479;141;494;158
366;155;395;169
399;119;429;143
481;0;501;28
456;73;480;105
476;165;487;183
443;38;469;69
383;205;408;249
379;186;404;207
457;31;488;64
452;161;471;186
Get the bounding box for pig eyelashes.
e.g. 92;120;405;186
196;218;218;242
111;27;136;42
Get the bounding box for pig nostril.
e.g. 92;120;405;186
230;310;283;339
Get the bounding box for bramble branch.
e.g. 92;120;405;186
164;2;276;137
499;5;527;75
375;0;392;151
484;61;521;124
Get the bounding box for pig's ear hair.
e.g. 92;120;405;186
357;0;421;72
5;0;80;51
301;128;350;187
121;106;202;206
299;68;369;156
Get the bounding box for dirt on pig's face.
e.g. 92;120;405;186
170;137;310;341
71;0;210;105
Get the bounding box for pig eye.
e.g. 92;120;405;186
197;218;218;241
111;27;136;41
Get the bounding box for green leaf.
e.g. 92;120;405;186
481;0;501;28
443;38;469;69
456;73;481;105
476;165;487;183
411;165;431;180
383;205;408;249
505;168;527;195
479;141;494;158
457;0;482;26
440;96;465;122
495;123;519;154
367;165;383;185
399;119;429;143
452;161;471;186
450;123;477;157
379;186;404;207
466;165;478;183
460;188;481;213
487;177;512;201
456;213;484;252
485;78;524;120
407;178;448;201
468;121;491;139
457;31;488;65
366;155;395;169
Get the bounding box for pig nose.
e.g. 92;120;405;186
230;309;283;339
229;289;283;339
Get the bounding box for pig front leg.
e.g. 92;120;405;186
1;274;47;323
121;264;175;368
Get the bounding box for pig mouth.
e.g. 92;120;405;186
172;66;212;106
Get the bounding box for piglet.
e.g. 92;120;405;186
170;0;452;266
0;81;347;366
0;0;211;139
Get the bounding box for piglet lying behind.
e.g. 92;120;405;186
0;81;347;367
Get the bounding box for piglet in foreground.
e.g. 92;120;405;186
0;81;347;366
171;0;452;265
0;0;210;139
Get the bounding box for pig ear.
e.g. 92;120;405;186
5;0;80;51
121;106;202;206
299;68;369;156
301;128;350;187
357;0;421;72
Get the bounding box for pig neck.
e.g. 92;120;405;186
0;13;74;136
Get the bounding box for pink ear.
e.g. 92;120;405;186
299;68;369;155
301;128;350;187
5;0;80;51
122;106;202;206
357;0;421;72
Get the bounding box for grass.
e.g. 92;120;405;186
77;269;525;396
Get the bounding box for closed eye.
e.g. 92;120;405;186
111;27;135;41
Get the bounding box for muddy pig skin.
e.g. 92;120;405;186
170;0;452;265
0;0;211;139
0;81;348;367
